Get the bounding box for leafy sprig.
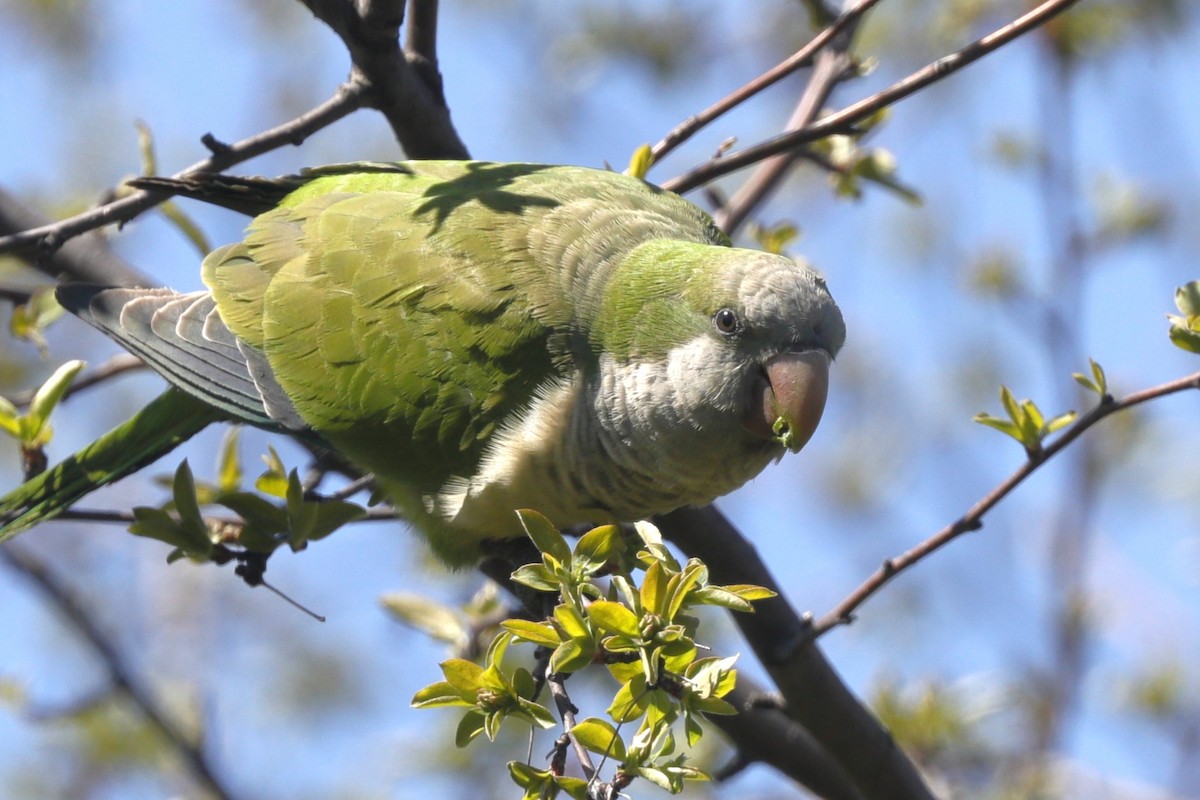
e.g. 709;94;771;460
414;510;773;796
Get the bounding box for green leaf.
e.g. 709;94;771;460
573;523;622;574
127;506;192;552
9;287;65;356
1168;320;1200;354
625;143;653;179
516;697;558;729
973;413;1021;439
24;359;84;445
507;761;551;793
587;600;641;638
455;710;487;747
686;655;738;700
688;585;753;613
1088;358;1108;395
550;637;594;675
1043;410;1077;435
554;775;590;800
753;221;799;255
303;498;366;542
216;427;243;492
215;491;287;535
0;395;20;438
715;583;776;602
1175;281;1200;316
510;563;560;593
516;508;571;563
411;680;475;708
553;603;591;639
570;717;627;760
637;766;675;792
664;560;707;621
999;385;1022;424
255;446;289;497
284;470;315;545
170;461;213;554
607;674;650;723
501;619;562;648
381;593;467;646
640;560;668;616
440;658;485;693
483;710;503;741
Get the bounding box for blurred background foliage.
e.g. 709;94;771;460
1;0;1198;797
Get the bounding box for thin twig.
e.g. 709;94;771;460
648;0;881;170
664;0;1085;194
323;474;377;502
0;81;368;260
8;354;145;408
547;672;597;781
0;285;34;305
0;188;149;285
0;544;238;800
714;45;853;235
44;504;398;528
809;370;1200;637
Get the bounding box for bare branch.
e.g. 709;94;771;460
0;544;239;800
664;0;1085;194
404;0;440;65
547;672;598;782
810;370;1200;637
0;188;149;286
299;0;467;159
656;506;936;800
709;679;864;800
648;0;881;171
714;46;852;235
0;81;368;268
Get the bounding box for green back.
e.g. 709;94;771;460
202;161;726;490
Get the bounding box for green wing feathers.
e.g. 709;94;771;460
199;162;730;494
2;161;741;545
0;389;224;543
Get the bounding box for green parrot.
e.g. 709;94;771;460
0;161;844;564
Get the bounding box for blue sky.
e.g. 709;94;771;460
2;1;1200;797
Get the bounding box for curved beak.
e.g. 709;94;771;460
742;350;830;453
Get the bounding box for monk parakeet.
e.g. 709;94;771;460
0;161;844;564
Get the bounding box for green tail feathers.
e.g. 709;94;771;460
0;388;226;543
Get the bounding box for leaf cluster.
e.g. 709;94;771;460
0;359;83;477
973;385;1076;456
1167;281;1200;354
128;432;365;563
413;510;774;797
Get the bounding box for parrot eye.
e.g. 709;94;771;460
713;308;740;335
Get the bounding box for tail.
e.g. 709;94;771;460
0;388;225;543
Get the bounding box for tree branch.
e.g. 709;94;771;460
547;672;598;782
664;0;1085;194
0;81;368;269
656;506;936;800
0;544;238;800
404;0;440;65
0;188;149;286
299;0;468;159
713;44;853;236
648;0;881;172
809;370;1200;637
708;679;864;800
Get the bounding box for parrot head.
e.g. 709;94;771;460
579;238;845;521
